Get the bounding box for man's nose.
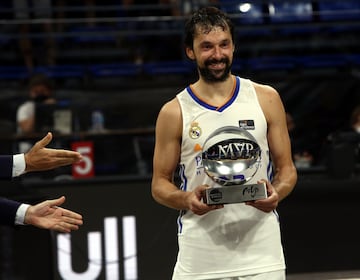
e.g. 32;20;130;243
212;46;222;59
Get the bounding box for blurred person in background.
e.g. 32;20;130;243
121;0;183;63
55;0;97;31
319;104;360;176
12;0;56;71
286;112;313;168
16;73;56;153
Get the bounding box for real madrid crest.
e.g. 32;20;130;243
189;122;202;139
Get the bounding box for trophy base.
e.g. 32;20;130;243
204;182;267;205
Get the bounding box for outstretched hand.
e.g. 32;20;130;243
24;132;82;173
24;196;83;233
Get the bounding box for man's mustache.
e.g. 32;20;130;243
204;58;229;66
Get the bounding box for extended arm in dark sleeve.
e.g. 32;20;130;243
0;197;21;226
0;155;13;179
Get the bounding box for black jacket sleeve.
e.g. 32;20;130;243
0;197;21;226
0;155;13;179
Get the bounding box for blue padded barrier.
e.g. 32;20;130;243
296;54;350;68
33;65;86;79
143;60;195;75
245;56;297;71
0;66;29;80
318;1;360;21
89;63;142;77
68;26;118;43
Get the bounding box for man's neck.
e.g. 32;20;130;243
192;74;235;106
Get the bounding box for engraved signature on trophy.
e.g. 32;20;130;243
242;184;260;198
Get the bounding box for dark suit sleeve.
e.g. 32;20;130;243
0;155;13;179
0;197;21;226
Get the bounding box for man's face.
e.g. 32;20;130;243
186;25;234;83
30;85;51;97
29;84;52;102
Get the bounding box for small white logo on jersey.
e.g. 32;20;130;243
189;122;202;139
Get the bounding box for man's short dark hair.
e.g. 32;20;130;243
28;73;54;91
184;6;235;50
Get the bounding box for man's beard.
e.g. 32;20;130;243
198;58;232;83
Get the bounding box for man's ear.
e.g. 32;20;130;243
185;47;195;60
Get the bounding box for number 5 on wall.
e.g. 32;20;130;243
71;141;95;178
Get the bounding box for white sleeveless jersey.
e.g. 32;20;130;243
173;76;285;279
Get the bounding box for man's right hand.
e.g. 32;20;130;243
24;132;82;173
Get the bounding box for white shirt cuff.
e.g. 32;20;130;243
13;154;26;177
15;203;30;225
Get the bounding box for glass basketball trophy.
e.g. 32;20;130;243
202;126;267;205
